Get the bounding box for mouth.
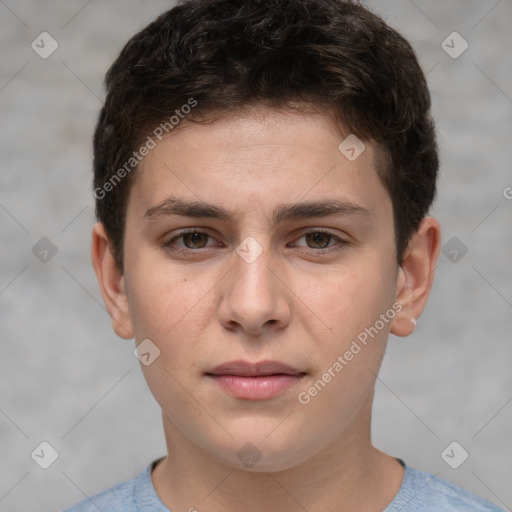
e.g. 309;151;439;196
205;360;307;400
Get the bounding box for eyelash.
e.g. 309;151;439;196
162;229;348;255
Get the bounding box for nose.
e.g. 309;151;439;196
218;241;291;337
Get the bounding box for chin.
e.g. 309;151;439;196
209;424;317;473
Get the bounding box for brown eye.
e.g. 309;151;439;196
163;230;215;253
182;232;210;249
305;232;333;249
291;230;348;254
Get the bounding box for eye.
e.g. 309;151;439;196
180;231;210;249
292;230;347;251
163;230;218;253
162;229;348;256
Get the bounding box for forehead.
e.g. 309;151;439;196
127;107;391;225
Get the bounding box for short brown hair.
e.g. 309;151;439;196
93;0;438;272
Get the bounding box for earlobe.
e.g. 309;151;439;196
390;216;441;337
91;222;134;339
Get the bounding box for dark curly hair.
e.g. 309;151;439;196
93;0;438;272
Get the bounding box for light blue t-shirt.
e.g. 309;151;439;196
61;458;504;511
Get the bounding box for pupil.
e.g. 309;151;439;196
185;232;207;248
308;232;330;248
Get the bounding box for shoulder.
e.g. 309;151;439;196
386;464;505;512
60;463;161;512
60;477;137;512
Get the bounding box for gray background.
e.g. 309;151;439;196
0;1;511;511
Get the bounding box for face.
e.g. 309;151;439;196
110;107;405;471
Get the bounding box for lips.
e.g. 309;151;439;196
205;360;307;400
206;360;306;377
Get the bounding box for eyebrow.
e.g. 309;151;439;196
143;196;371;226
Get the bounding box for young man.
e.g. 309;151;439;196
63;0;503;510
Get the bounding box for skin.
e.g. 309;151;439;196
92;106;441;512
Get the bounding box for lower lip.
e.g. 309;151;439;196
207;374;305;400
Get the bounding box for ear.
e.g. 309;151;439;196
91;222;133;339
390;216;441;337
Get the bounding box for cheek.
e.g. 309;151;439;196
125;253;206;341
125;264;207;413
300;258;396;349
293;263;396;427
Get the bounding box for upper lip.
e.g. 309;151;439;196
206;360;306;377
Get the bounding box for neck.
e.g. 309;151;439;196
151;412;404;512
